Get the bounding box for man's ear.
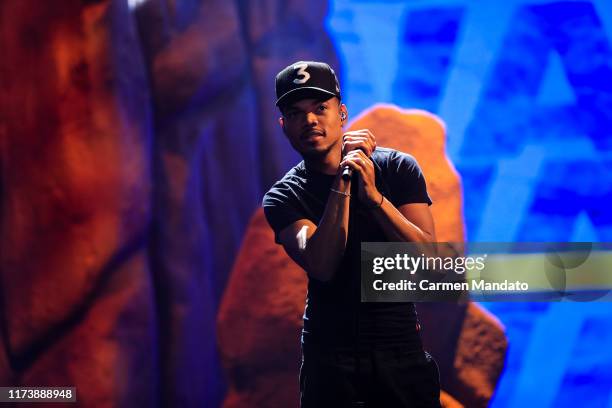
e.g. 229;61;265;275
340;104;348;124
278;116;285;131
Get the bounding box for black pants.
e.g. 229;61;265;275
300;344;442;408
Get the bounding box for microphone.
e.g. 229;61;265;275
341;147;364;181
339;111;356;181
341;164;353;180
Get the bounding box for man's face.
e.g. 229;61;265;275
279;96;347;159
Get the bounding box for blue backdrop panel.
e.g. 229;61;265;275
327;1;612;406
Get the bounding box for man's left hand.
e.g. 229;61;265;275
342;129;377;157
339;149;383;208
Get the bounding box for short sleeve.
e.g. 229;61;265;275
262;184;307;244
386;151;432;206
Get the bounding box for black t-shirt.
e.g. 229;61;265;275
262;147;432;349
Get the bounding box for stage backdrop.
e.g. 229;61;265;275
1;0;611;407
326;1;612;407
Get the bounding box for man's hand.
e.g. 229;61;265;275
342;129;377;156
340;132;382;207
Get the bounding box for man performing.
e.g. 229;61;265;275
263;61;442;408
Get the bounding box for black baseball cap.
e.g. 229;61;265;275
275;61;341;107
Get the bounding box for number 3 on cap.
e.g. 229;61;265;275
293;63;310;84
